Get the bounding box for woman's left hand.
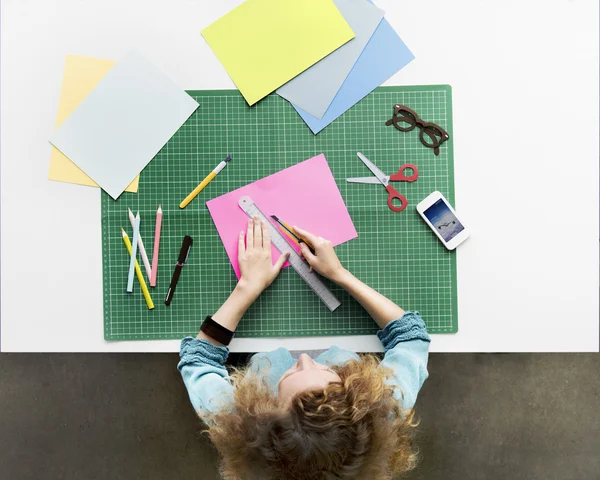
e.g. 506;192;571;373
237;216;289;299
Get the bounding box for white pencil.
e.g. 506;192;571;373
127;212;140;293
128;208;152;280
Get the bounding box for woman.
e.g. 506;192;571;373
178;217;430;480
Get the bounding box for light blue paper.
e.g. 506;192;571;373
293;7;414;134
50;50;199;199
276;0;384;119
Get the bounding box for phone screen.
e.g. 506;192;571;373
423;199;465;242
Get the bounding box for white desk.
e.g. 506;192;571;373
1;0;598;352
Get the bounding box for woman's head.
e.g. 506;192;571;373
205;354;419;480
278;353;341;402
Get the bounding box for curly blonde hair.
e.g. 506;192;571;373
203;354;419;480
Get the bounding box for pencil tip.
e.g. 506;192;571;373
270;215;279;221
224;155;232;162
121;228;126;236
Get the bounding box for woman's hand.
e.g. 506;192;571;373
237;216;289;299
293;226;347;283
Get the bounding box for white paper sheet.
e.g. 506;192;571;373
49;50;199;199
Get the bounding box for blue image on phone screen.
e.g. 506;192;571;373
424;199;465;242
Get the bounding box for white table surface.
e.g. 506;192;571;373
1;0;598;353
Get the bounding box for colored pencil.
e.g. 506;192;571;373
150;205;162;287
128;208;152;280
122;229;154;310
126;212;140;292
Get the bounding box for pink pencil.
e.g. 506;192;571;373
150;205;162;287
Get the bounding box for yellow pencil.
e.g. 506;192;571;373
180;155;232;209
121;228;154;310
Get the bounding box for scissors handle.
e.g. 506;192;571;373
390;164;419;182
386;185;408;212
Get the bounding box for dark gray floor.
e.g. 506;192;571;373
1;353;599;480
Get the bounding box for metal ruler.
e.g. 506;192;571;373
238;196;341;312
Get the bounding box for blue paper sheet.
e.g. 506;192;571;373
292;9;414;134
277;0;384;119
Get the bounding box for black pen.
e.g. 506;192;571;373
165;235;193;306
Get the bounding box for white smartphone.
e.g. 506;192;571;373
417;191;469;250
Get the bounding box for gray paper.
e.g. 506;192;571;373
277;0;384;119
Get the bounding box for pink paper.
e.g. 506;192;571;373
206;154;357;278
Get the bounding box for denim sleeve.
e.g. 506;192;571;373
377;312;430;410
177;337;235;418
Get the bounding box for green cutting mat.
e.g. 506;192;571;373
101;85;457;340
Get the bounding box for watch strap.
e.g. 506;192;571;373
200;316;235;346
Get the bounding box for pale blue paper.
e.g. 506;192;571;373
127;213;140;293
276;0;384;119
293;7;414;134
50;51;199;199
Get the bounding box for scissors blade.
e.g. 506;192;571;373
356;152;388;186
346;176;390;184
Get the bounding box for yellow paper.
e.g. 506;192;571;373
48;55;140;192
202;0;354;106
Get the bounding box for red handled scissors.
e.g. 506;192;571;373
346;152;418;212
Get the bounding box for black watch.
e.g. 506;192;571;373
200;316;235;346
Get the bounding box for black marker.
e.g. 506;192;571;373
165;235;193;306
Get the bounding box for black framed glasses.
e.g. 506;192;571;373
385;104;449;156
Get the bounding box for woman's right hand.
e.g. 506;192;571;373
293;226;348;283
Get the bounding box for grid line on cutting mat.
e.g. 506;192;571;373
101;85;457;340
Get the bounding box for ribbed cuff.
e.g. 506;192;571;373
178;337;229;369
377;312;431;351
